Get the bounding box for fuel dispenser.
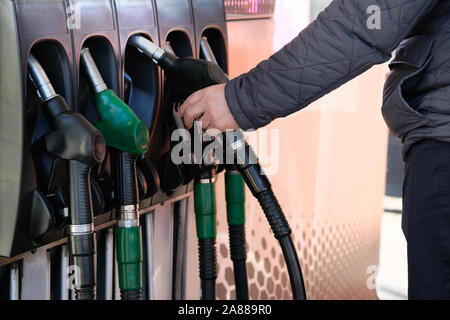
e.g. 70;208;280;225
128;35;307;300
0;0;305;301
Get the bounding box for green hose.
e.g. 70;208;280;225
93;86;146;300
94;90;147;299
115;226;142;291
225;169;249;300
194;176;217;300
194;180;217;240
225;170;245;227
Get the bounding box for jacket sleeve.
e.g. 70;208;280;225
225;0;441;130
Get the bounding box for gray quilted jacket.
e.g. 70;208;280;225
225;0;449;158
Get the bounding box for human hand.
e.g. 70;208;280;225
176;83;239;132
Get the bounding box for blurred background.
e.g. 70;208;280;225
223;0;407;300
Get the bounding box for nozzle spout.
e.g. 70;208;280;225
27;53;57;101
199;37;218;65
128;35;167;63
80;48;108;94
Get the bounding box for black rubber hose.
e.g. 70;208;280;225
68;160;96;300
112;150;138;206
69;160;93;225
256;188;306;300
279;236;306;300
198;238;216;300
111;150;142;300
228;225;249;300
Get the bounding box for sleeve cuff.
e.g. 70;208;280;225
224;78;256;131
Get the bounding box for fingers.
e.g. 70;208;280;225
178;91;207;129
178;84;235;131
196;113;210;130
178;90;203;117
183;103;205;129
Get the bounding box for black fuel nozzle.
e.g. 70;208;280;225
129;35;225;182
129;35;224;179
28;53;106;300
129;35;227;93
28;54;106;165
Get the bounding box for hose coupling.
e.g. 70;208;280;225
69;223;94;235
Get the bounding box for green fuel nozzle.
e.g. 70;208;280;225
80;48;149;155
80;48;145;300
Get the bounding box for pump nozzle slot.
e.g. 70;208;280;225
124;34;159;135
199;29;228;72
81;42;149;300
129;34;194;193
80;48;108;94
80;47;149;155
26;42;88;245
128;35;166;64
27;54;57;101
26;41;73;145
28;53;106;300
78;37;119;123
22;42;74;249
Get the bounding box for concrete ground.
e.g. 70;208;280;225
376;212;408;300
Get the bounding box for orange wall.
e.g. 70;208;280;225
213;4;388;299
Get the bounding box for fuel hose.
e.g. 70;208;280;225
199;37;249;300
80;48;149;300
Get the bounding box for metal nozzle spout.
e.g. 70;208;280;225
27;53;57;101
80;48;108;94
199;37;218;65
128;35;166;63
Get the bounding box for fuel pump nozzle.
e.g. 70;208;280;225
28;53;106;300
130;35;306;300
27;54;57;101
128;35;227;88
80;48;149;300
80;48;149;155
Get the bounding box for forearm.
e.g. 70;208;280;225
226;0;440;130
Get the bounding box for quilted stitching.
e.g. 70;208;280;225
226;0;443;130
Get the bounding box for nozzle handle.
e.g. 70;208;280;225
80;48;108;94
68;160;96;300
43;96;106;165
69;160;94;226
112;151;139;208
27;53;57;101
